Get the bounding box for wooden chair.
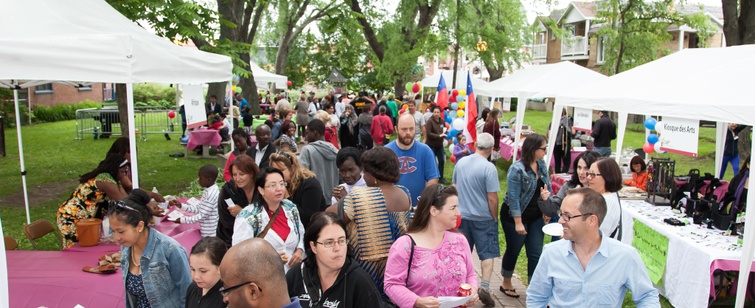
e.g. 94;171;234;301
3;236;18;250
24;219;63;250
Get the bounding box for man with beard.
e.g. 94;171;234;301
385;114;439;211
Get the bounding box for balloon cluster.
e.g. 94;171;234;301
232;75;243;93
642;117;665;154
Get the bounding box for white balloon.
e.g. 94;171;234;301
449;143;455;154
443;139;449;147
452;118;466;131
654;121;664;132
654;142;665;153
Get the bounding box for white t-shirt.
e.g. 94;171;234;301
412;112;426;140
600;192;621;238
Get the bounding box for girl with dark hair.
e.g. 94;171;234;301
384;185;479;308
587;157;624;239
216;155;259;247
326;146;411;299
476;108;490;140
499;134;552;298
624;155;649;191
108;190;191;308
269;150;327;229
539;151;601;217
57;154;130;248
186;237;227;308
275;120;299;153
232;167;305;273
222;128;254;182
483;109;502;153
286;212;382;307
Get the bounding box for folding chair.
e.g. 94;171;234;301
24;219;63;250
3;236;18;250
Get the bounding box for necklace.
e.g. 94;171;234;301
131;247;141;267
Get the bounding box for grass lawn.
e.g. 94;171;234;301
1;109;729;306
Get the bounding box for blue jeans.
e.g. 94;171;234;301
593;146;612;157
501;217;545;282
430;145;445;179
720;154;740;179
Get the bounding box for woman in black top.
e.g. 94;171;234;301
268;150;328;229
216;155;259;246
185;237;227;308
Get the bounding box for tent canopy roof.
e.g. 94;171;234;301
476;62;607;99
0;0;232;87
250;62;288;89
328;69;348;83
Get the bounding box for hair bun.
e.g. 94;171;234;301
127;189;152;206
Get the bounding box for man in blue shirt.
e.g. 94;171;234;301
527;187;660;307
386;113;439;210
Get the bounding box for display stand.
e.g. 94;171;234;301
647;158;676;205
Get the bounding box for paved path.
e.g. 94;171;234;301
468;252;527;308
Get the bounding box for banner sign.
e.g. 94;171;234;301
573;107;592;133
658;116;699;157
632;219;669;285
181;84;207;129
502;97;511;112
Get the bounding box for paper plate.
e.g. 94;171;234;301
542;223;564;237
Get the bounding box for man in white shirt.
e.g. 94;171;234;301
406;100;426;141
249;124;276;168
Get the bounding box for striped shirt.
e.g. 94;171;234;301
180;184;219;237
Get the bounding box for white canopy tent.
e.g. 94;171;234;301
552;45;755;308
476;61;607;161
0;0;233;226
250;62;288;90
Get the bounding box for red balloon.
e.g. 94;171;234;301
411;83;420;93
642;142;654;154
286;80;292;87
450;155;457;164
449;95;457;103
168;110;176;119
451;89;459;97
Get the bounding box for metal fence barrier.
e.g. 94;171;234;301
75;106;179;141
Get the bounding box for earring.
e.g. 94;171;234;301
374;179;378;185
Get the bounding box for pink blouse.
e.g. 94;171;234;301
384;231;478;308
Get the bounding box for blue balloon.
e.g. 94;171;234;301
644;118;657;130
447;129;458;140
647;134;659;144
450;102;459;110
448;111;457;119
456;95;465;102
445;113;453;123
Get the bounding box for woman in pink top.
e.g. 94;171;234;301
370;106;394;146
384;184;479;308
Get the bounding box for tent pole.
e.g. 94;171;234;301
127;83;139;189
546;104;562;174
512;96;526;161
615;112;628;165
13;88;31;225
735;154;755;308
715;122;725;179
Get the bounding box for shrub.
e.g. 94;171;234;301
32;100;101;123
133;83;175;107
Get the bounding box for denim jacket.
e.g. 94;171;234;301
120;228;192;308
505;159;552;217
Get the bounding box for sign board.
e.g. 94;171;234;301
658;116;699;157
573;107;593;133
181;84;207;129
502;97;511;112
632;219;669;285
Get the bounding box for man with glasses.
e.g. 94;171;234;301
526;188;659;307
219;238;301;308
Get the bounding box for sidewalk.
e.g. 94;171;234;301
468;252;527;308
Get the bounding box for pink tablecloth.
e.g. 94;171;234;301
7;208;201;308
550;173;572;193
500;137;584;170
187;128;222;150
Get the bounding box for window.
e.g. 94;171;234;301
597;37;606;64
34;83;53;94
77;85;92;91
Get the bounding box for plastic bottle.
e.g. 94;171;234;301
93;126;99;140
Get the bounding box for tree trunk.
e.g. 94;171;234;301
394;80;405;102
116;83;129;136
241;50;260;115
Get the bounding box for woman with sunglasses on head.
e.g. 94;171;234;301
384;184;479;308
286;212;382;308
499;134;552;298
232;167;305;273
185;237;227;308
108;190;192;308
587;157;624;239
268;150;327;229
216;155;259;247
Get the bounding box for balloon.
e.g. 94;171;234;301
411;65;425;80
456;110;465;117
644;117;657;130
412;83;420;93
443;139;449;147
449;95;457;103
286;80;292;87
654;121;664;132
459;90;466;96
167;110;175;119
451;89;459;97
642;142;654;154
232;85;237;92
232;75;240;86
456;95;465;102
445;115;453;124
654;142;666;154
452;118;465;131
458;102;466;109
447;129;458;140
450;102;459;110
449;143;455;153
235;86;242;94
402;104;409;110
405;82;413;92
450;155;457;164
448;111;457;119
647;134;659;144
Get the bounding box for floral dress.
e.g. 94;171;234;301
56;173;118;248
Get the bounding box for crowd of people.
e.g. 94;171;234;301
53;89;668;308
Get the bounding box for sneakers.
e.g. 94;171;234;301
479;288;496;307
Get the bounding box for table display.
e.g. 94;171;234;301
187;128;222;158
500;136;583;169
618;199;751;308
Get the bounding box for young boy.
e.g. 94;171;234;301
171;165;219;237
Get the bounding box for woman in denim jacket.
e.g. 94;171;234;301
109;190;192;308
499;134;551;299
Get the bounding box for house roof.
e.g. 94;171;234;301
572;1;598;18
676;4;723;21
327;69;348;83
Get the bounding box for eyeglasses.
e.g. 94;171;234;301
219;281;254;297
273;151;293;164
265;181;288;189
316;238;348;248
539;146;548;151
559;212;593;222
586;172;602;178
